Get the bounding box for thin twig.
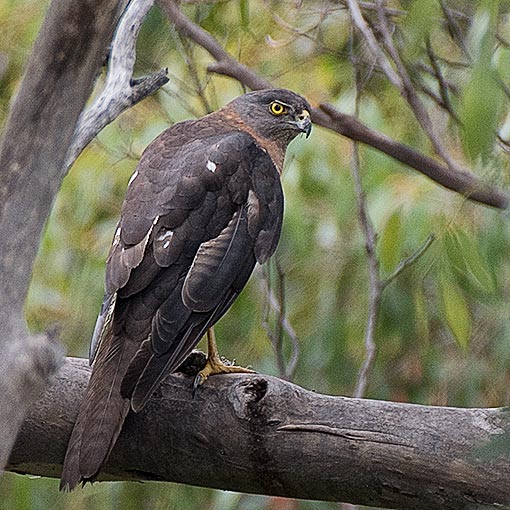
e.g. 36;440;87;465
381;234;435;289
345;0;401;88
426;40;455;115
421;84;455;117
370;0;467;177
274;262;286;376
335;0;405;17
349;47;380;399
260;264;300;381
348;32;436;399
178;35;212;113
262;264;286;379
65;0;169;171
415;62;460;95
440;0;470;58
351;140;380;400
350;0;472;182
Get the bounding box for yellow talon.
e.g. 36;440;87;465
193;328;254;391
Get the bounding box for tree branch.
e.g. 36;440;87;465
260;263;300;381
8;356;510;509
158;0;509;211
349;58;380;399
345;0;402;88
350;139;381;399
381;234;435;289
0;0;127;470
65;0;169;171
0;0;169;473
370;1;466;178
317;104;509;210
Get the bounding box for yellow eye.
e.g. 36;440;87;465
269;101;287;116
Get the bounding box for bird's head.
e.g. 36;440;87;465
227;88;312;145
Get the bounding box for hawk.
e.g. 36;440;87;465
60;88;312;490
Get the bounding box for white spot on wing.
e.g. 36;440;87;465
112;227;121;248
163;241;170;249
206;160;217;173
128;170;139;186
247;189;257;206
157;230;173;241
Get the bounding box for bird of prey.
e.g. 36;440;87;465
60;88;312;490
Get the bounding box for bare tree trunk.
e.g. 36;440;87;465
0;0;127;470
8;356;510;510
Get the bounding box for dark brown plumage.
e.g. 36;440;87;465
60;88;311;490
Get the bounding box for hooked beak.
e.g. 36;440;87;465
295;109;312;138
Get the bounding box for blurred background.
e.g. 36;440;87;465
1;0;509;508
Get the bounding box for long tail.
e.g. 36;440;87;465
60;331;137;491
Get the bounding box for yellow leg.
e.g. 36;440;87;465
194;327;254;390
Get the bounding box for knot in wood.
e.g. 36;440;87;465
245;378;268;404
229;377;269;421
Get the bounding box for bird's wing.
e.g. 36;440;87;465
119;137;284;411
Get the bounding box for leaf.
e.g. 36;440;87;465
402;0;440;57
440;273;471;349
239;0;250;29
444;229;496;294
444;231;466;276
460;69;502;161
454;230;496;293
460;6;503;161
379;209;403;273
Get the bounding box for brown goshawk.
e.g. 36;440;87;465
60;88;312;490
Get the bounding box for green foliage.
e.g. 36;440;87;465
444;228;496;295
459;2;508;162
1;0;509;509
379;208;403;273
402;0;441;57
440;269;472;348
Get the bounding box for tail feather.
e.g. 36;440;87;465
60;330;137;490
127;319;208;412
59;414;86;491
120;338;152;400
128;292;240;412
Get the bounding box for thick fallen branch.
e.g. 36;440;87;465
8;356;510;510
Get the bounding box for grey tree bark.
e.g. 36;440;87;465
0;0;169;473
0;0;127;470
8;356;510;510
